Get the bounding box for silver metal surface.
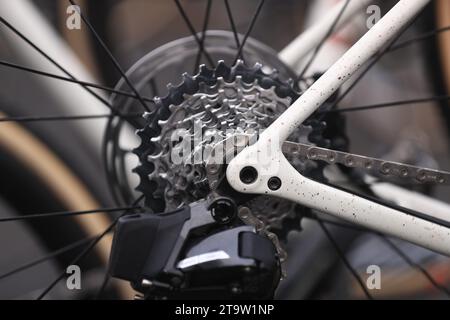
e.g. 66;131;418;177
149;73;316;234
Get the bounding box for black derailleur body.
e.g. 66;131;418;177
109;198;281;299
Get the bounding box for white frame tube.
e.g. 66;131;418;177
2;0;449;254
0;0;135;149
227;0;450;255
279;0;372;67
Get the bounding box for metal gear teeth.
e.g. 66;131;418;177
133;61;300;211
133;60;345;222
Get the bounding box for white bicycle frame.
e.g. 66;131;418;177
227;0;450;256
1;0;450;254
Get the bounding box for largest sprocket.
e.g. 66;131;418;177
133;60;345;238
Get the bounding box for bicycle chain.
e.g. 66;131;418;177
282;141;450;185
237;206;288;278
206;135;449;186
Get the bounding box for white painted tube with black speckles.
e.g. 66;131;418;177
227;0;450;256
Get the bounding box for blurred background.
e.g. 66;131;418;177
0;0;449;299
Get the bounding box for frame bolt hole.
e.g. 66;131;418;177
268;177;282;191
240;166;258;184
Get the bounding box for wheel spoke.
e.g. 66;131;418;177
325;95;450;113
380;236;450;297
317;220;374;300
232;0;266;65
297;0;351;80
0;206;141;223
193;0;213;73
36;229;111;299
0;113;142;123
35;197;143;299
173;0;215;67
0;237;95;281
389;25;450;52
309;214;450;298
0;114;109;123
0;59;154;104
224;0;243;60
331;10;424;108
0;0;448;301
0;17;113;111
68;0;151;112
